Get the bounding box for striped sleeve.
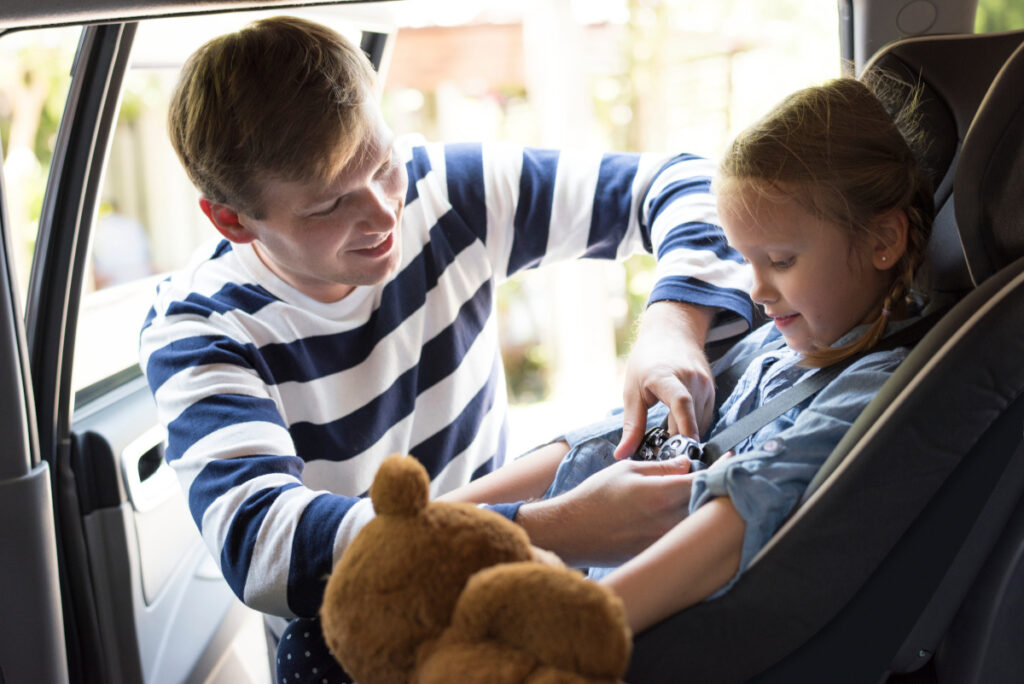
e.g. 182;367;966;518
140;260;366;618
429;143;754;331
643;154;754;330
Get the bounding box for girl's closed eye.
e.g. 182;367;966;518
770;256;795;269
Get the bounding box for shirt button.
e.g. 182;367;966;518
762;439;782;453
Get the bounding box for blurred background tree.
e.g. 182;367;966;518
0;32;75;289
976;0;1024;31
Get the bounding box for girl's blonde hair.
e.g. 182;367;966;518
717;77;935;367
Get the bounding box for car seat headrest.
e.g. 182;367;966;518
862;30;1024;296
955;40;1024;286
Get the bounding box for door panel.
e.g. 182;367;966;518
72;377;271;683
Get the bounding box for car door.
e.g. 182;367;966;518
0;6;395;683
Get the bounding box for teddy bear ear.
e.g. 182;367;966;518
369;454;430;516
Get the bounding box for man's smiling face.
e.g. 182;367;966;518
239;98;408;302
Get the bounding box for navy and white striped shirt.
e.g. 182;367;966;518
139;142;753;618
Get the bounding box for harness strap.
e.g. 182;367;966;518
702;361;843;462
711;332;785;412
698;310;945;464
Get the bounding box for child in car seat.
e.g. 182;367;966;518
440;75;936;636
562;75;936;631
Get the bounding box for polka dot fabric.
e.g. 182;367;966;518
276;616;352;684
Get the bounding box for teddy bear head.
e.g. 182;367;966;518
320;455;534;684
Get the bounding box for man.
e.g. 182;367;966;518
140;15;752;632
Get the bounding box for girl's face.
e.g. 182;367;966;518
718;183;894;354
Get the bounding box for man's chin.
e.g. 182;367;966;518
352;249;402;287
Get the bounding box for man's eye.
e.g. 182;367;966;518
311;199;340;217
376;154;398;178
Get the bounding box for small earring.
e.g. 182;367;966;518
881;256;887;262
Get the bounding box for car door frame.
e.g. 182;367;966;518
0;100;67;684
17;20;139;683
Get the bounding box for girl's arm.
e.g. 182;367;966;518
602;497;746;633
436;441;570;504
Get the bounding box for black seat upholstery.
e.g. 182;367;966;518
626;33;1024;684
862;29;1024;299
952;38;1024;287
928;40;1024;684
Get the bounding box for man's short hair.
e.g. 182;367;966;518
168;16;377;218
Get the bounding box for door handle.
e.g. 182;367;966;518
120;424;176;512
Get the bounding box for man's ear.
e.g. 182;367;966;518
871;207;909;271
199;198;257;244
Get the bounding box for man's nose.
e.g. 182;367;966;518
364;183;399;229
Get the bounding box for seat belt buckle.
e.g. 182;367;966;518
632;424;703;462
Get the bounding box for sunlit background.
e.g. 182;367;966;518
2;0;1021;455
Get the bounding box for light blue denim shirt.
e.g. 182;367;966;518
692;320;912;595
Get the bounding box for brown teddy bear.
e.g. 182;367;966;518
320;454;632;684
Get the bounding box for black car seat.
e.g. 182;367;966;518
928;36;1024;684
626;32;1024;684
859;29;1024;305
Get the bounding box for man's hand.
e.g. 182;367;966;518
615;301;716;460
515;456;695;567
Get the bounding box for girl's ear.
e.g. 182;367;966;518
871;208;909;270
199;198;257;244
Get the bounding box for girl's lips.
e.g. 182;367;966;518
772;313;799;329
351;232;394;258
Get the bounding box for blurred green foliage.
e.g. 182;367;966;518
976;0;1024;31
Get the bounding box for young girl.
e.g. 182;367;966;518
442;75;935;633
596;75;934;630
278;76;934;680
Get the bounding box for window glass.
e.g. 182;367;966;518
0;26;79;309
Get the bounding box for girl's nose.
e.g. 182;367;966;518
750;270;777;305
